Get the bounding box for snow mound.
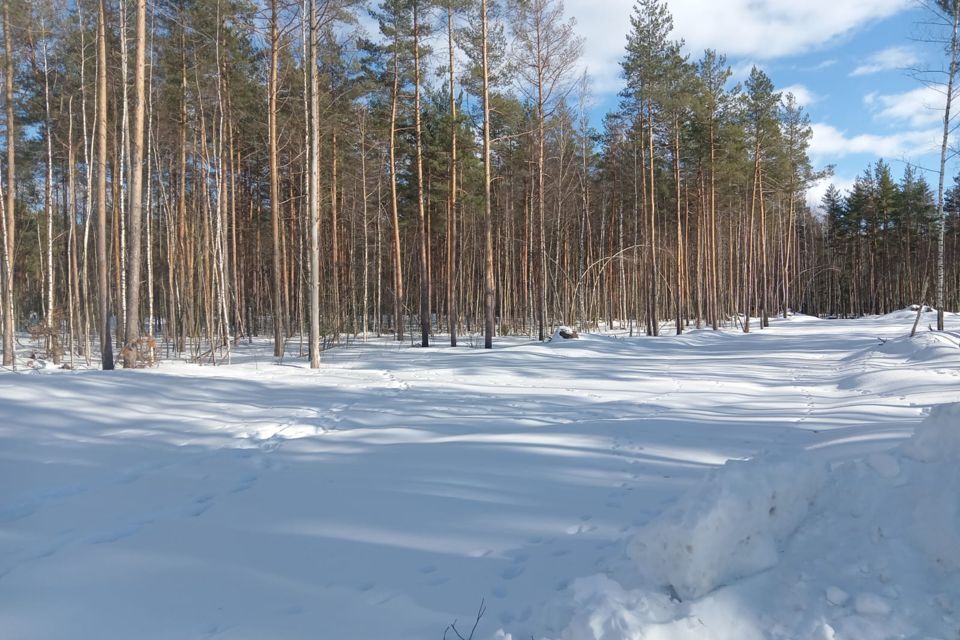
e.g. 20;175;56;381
880;307;937;322
627;451;827;600
523;404;960;640
550;325;580;341
904;402;960;463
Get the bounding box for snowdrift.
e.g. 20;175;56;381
523;403;960;640
626;451;827;600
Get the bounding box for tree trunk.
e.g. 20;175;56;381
388;36;404;340
269;0;284;356
123;0;146;367
936;0;960;331
307;0;320;368
2;0;14;367
447;1;457;347
97;0;114;369
413;1;429;347
481;0;495;349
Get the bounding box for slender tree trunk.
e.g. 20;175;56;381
122;0;146;367
388;37;404;340
647;102;658;335
97;0;114;369
481;0;495;349
2;0;14;366
674;119;682;335
936;0;960;330
78;3;94;363
447;1;457;347
710;121;719;329
41;16;57;360
269;0;284;355
759;156;769;328
330;130;340;336
412;1;430;347
67;98;79;367
537;73;546;341
359;108;370;339
307;0;320;368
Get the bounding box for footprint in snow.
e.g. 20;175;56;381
200;623;226;639
418;564;437;574
275;604;303;616
501;565;524;580
508;550;529;563
566;522;597;535
186;495;214;517
230;474;258;493
87;522;145;544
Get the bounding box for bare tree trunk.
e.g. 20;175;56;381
674;118;682;335
388;35;404;340
536;83;547;340
359;108;370;340
647;102;658;335
760;156;769;328
710;121;719;329
2;0;14;366
936;0;960;331
412;0;430;347
67;99;79;368
41;14;57;360
97;0;114;369
744;143;761;333
307;0;320;368
481;0;495;349
79;3;95;363
331;130;341;337
268;0;284;356
447;1;457;347
122;0;146;367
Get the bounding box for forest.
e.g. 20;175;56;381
0;0;957;370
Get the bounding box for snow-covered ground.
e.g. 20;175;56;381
2;311;959;639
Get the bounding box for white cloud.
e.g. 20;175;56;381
780;84;818;107
809;122;940;160
565;0;912;97
807;174;857;210
563;0;634;95
851;45;921;76
667;0;910;59
866;85;946;127
730;60;760;83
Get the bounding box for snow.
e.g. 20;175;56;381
2;310;960;639
626;451;827;600
853;592;891;616
826;586;849;606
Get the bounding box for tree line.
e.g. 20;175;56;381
0;0;957;370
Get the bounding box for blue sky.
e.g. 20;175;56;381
563;0;952;207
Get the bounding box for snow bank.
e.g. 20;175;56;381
904;402;960;463
627;452;827;600
550;325;580;341
524;403;960;640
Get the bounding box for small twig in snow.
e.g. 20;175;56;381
445;598;486;640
